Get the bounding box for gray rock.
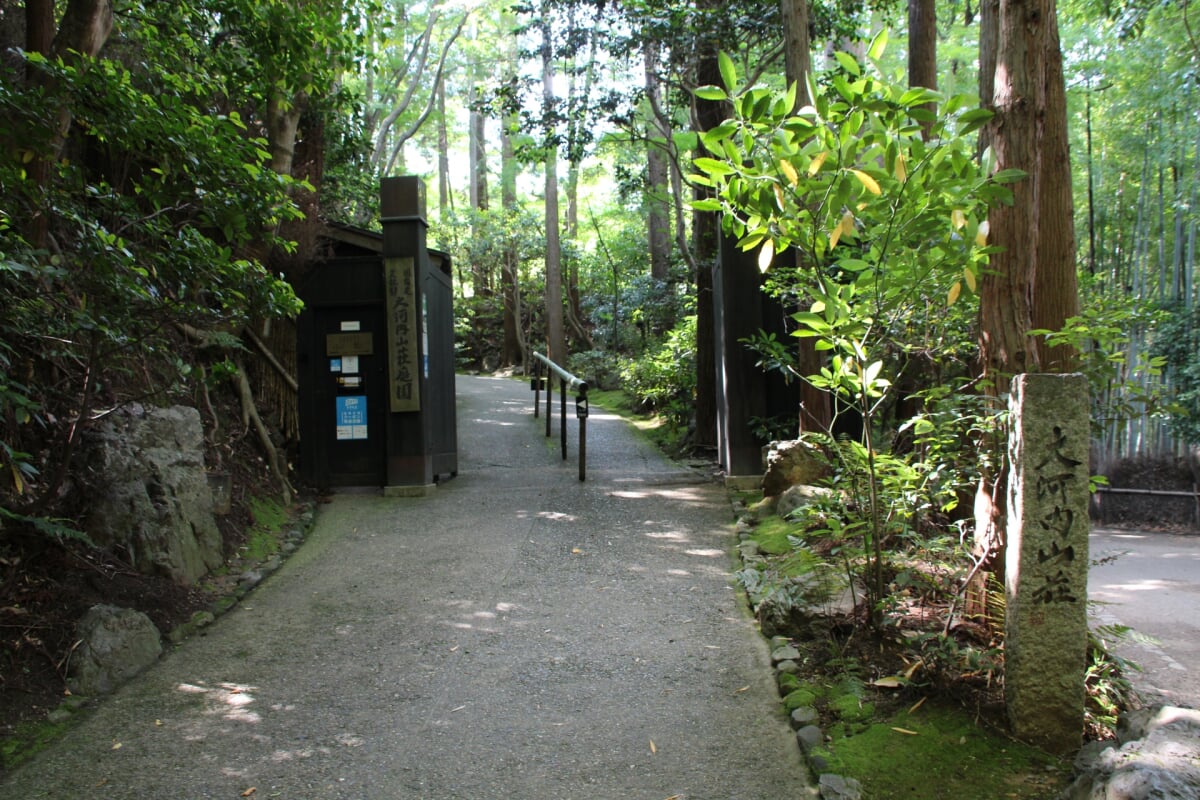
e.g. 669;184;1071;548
777;484;836;519
46;707;73;724
69;605;162;696
791;706;818;727
819;773;863;800
797;725;823;752
239;569;264;589
776;659;800;675
756;573;862;638
83;405;222;585
771;644;801;663
739;540;761;558
1063;706;1200;800
763;439;829;497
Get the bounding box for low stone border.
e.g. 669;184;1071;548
46;500;318;731
730;494;863;800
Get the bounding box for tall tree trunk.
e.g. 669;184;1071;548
468;75;490;298
501;120;524;367
780;0;812;109
973;0;1077;615
438;78;450;216
977;0;999;158
973;0;1044;595
25;0;55;82
541;9;566;365
908;0;938;138
645;42;672;282
779;0;830;434
26;0;114;248
1031;7;1079;372
469;93;488;214
690;0;728;450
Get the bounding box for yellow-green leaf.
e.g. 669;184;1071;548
829;224;843;250
963;267;977;292
780;160;799;187
851;169;881;195
951;208;966;230
947;281;962;306
808;150;829;176
840;211;856;238
895;153;907;182
975;220;990;246
758;239;775;273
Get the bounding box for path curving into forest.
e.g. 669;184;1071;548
1;374;810;799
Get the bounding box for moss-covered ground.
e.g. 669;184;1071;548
812;700;1068;799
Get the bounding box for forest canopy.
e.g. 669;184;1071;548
0;0;1197;531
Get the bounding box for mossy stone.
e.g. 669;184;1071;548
783;688;818;711
778;672;801;693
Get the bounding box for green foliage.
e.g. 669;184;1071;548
1084;624;1140;737
1033;277;1172;440
566;350;622;391
0;1;356;536
618;314;697;429
1149;301;1200;445
693;37;1010;622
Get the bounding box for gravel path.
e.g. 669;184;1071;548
1;375;810;799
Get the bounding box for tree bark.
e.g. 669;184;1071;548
438;78;450;215
780;0;812;109
1031;5;1079;372
645;42;672;282
690;0;728;450
979;0;1042;393
972;0;1077;616
500;120;524;367
541;7;566;364
24;0;114;248
24;0;55;82
779;0;830;433
907;0;938;138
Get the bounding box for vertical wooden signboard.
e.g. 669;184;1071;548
385;256;421;412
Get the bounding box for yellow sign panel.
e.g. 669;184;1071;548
325;332;374;356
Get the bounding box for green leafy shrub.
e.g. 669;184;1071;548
567;350;622;391
618;315;697;428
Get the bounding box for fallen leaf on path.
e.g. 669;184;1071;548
649;740;657;754
571;548;583;554
241;789;257;797
908;697;927;714
733;686;749;695
111;742;122;750
891;727;919;735
871;676;903;688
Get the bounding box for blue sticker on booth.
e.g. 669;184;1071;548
335;396;368;440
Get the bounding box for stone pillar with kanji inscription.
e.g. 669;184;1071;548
1005;373;1090;754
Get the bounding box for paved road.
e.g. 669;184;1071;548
1;375;810;799
1089;527;1200;709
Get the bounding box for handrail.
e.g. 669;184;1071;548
531;352;589;481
